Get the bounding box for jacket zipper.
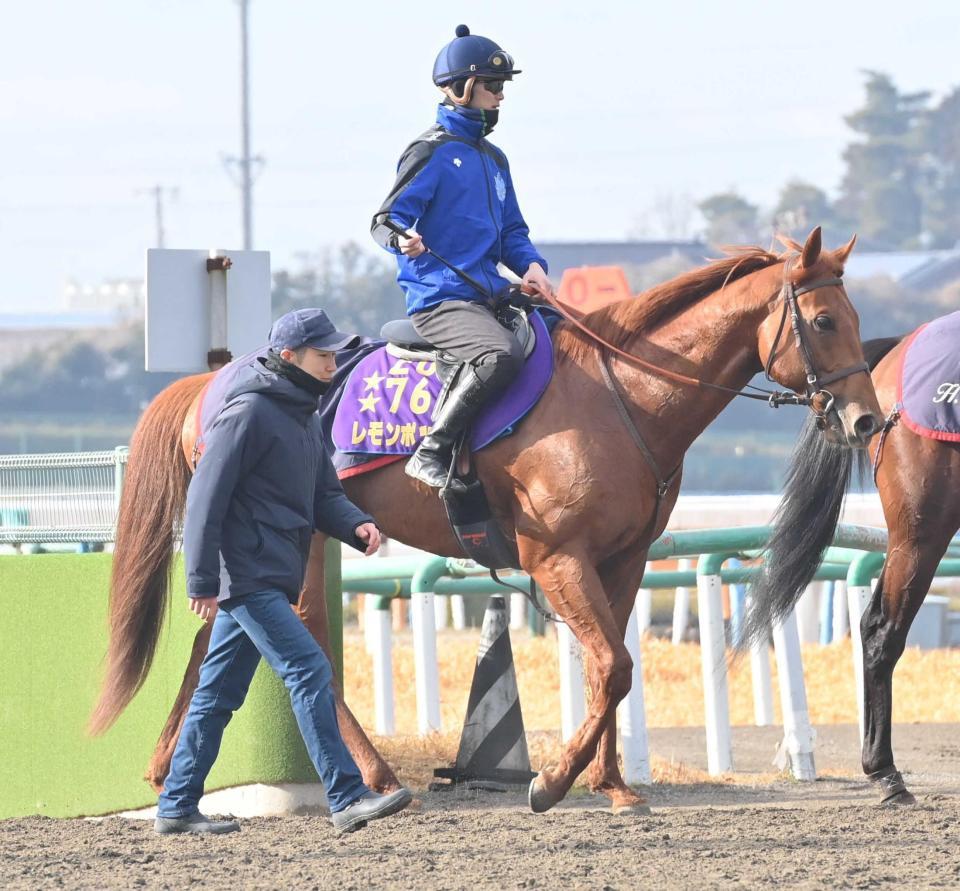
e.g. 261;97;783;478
478;148;498;300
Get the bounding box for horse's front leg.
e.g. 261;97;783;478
527;548;633;813
297;533;401;794
584;553;651;813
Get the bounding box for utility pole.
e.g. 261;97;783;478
138;185;177;248
223;0;263;249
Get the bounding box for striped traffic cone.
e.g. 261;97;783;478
433;594;536;788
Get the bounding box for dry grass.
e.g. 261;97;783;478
342;630;960;788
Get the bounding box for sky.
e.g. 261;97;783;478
1;0;958;313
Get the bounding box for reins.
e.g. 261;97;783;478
540;256;868;418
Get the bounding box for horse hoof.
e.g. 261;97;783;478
528;775;555;814
612;802;652;816
880;789;917;807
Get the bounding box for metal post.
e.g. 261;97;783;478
450;594;467;630
635;561;653;635
238;0;253;249
672;558;692;644
372;599;395;736
831;579;849;642
410;590;441;734
745;589;775;727
112;446;128;519
433;593;449;630
557;621;586;742
618;604;651;784
727;558;747;643
696;554;733;775
819;582;835;644
771;609;816;780
510;592;526;630
795;583;821;644
206;250;232;369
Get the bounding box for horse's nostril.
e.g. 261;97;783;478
854;414;879;439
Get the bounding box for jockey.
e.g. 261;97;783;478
371;24;554;489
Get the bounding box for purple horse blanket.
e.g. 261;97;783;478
331;311;554;475
899;310;960;443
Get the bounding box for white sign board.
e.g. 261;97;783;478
145;248;272;372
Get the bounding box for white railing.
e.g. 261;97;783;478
0;447;128;544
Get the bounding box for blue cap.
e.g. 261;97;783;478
268;308;359;352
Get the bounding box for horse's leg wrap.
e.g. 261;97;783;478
869;766;915;805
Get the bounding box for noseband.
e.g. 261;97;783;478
762;266;870;425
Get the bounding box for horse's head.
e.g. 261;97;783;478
758;226;882;448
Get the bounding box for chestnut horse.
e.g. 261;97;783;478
90;227;882;813
855;330;960;805
739;319;960;806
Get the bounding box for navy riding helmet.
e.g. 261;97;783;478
432;24;521;87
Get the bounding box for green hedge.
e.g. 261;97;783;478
0;554;314;818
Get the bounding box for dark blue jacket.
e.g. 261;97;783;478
371;103;547;315
183;358;374;603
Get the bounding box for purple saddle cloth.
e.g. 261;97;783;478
900;310;960;442
331;312;554;460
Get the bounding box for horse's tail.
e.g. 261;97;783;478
738;414;869;650
88;372;210;736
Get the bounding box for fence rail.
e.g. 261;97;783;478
0;447;128;544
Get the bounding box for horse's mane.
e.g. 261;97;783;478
556;245;783;364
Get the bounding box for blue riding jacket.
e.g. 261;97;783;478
371;103;547;316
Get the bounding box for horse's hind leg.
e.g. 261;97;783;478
860;541;944;804
527;548;633;813
585;554;651;813
145;623;212;792
863;437;960;804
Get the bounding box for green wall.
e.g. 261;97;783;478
0;554;314;818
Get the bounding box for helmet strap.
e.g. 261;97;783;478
441;76;476;107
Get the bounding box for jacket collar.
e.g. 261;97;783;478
436;103;488;141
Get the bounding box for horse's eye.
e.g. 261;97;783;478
813;315;834;332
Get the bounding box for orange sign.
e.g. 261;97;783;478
557;266;632;313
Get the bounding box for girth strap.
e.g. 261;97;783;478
598;353;680;542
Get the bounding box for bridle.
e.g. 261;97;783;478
759;259;869;426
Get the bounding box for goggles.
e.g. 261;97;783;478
477;78;506;94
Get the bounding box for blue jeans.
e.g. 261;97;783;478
157;590;368;816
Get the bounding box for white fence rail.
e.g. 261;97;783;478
0;448;128;544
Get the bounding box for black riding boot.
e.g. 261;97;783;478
405;366;491;489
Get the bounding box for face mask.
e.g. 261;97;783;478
452;103;499;136
263;350;328;398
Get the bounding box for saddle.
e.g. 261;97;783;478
379;302;538;364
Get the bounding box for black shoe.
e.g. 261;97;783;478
405;368;490;489
154;812;240;834
331;788;413;834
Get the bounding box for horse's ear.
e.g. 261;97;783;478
776;233;803;253
834;233;857;268
800;226;822;269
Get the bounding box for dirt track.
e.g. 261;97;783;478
5;723;960;890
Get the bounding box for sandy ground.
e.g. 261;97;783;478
6;723;960;889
